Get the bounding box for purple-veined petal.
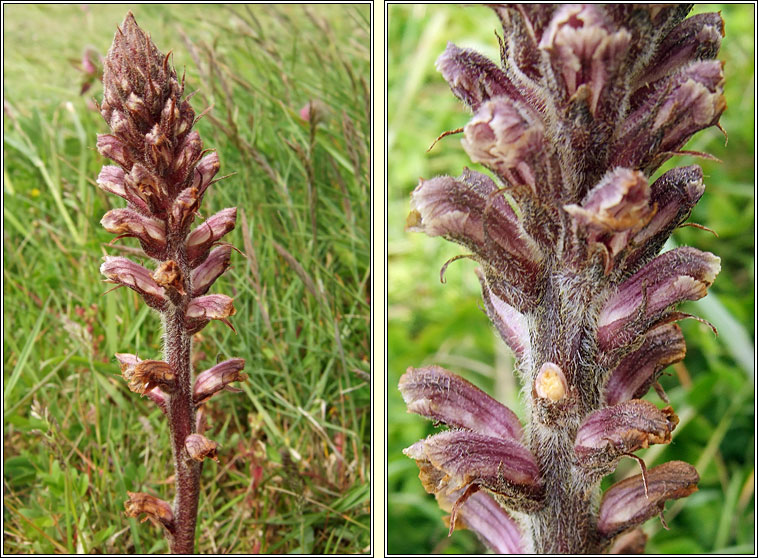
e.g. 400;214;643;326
100;256;167;311
101;208;167;259
462;98;544;192
407;168;542;311
436;42;521;111
191;245;233;296
605;323;686;405
443;489;525;554
598;461;699;538
192;151;220;198
193;358;247;405
621;165;705;275
187;207;237;267
575;400;678;473
477;269;530;359
399;365;523;441
598;247;720;351
405;430;543;511
186;294;236;334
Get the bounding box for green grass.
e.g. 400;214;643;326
388;4;755;554
4;4;369;554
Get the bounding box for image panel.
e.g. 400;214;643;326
387;4;753;555
4;4;371;554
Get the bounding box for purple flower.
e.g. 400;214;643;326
403;5;723;553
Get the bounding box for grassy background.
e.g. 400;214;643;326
388;4;755;555
4;4;369;554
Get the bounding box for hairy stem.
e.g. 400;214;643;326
164;240;200;553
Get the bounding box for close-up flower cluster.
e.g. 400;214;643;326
400;5;727;554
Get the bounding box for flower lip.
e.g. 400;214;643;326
399;365;523;441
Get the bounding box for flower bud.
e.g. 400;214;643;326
170;187;200;232
185;433;219;462
145;123;172;173
101;256;167;311
173;131;203;184
187;208;237;267
193;358;247;405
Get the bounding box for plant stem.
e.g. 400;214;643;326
164;245;200;554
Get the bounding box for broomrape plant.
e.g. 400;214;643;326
401;5;725;554
96;13;245;553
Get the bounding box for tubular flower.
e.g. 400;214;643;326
403;5;723;554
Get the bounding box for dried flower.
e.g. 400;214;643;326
403;5;723;553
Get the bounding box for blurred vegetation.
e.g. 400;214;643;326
4;4;369;554
388;4;754;555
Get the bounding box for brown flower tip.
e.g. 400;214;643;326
115;353;175;395
185;433;219;462
124;491;174;533
152;260;186;298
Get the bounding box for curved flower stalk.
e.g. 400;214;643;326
403;5;724;554
96;12;245;553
